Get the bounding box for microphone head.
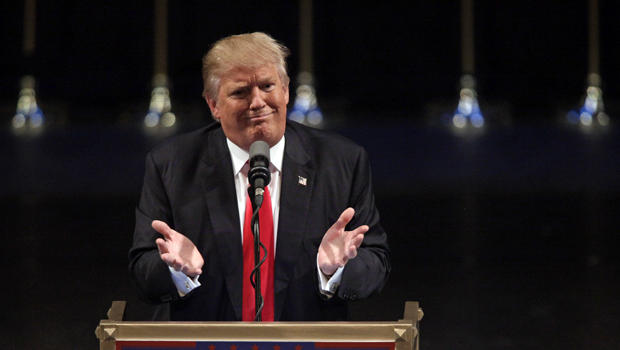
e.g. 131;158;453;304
248;140;271;190
249;140;270;163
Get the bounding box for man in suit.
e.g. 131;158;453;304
129;32;390;321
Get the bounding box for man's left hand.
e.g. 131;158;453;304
318;207;368;276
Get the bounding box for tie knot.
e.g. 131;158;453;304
243;160;275;177
241;161;251;177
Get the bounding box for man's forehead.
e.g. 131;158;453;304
222;65;279;84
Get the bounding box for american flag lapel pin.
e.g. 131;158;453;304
298;176;307;186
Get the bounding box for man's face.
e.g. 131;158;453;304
206;64;289;150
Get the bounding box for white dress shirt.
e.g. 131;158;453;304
169;136;343;297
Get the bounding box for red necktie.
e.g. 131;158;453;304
242;186;275;321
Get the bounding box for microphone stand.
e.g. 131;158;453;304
248;186;266;321
247;140;271;321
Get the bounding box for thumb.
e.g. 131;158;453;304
152;220;174;239
333;208;355;231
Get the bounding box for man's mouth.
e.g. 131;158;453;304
248;111;274;120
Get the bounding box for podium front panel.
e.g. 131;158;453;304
115;340;396;350
96;321;416;350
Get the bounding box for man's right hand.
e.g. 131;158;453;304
152;220;204;278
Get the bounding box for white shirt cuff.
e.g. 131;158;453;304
317;258;344;297
168;266;201;297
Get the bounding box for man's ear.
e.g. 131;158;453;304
283;84;289;105
205;95;219;120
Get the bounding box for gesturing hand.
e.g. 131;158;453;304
317;208;368;276
152;220;204;278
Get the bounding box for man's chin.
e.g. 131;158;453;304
249;126;284;147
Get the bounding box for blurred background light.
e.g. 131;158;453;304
144;76;175;129
445;0;485;136
143;1;177;135
450;74;485;134
288;0;324;128
565;1;610;133
12;75;45;134
566;75;610;131
289;72;323;127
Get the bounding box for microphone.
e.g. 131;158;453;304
248;140;271;207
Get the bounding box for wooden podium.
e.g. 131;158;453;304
95;301;423;350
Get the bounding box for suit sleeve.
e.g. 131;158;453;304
337;147;391;300
128;151;180;304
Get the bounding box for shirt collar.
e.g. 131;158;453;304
226;136;285;176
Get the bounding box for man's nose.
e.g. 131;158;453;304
249;87;266;110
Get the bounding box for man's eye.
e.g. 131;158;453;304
262;83;275;91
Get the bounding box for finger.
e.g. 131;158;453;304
346;246;358;259
345;232;365;259
152;220;175;240
345;226;366;247
332;208;355;231
350;233;365;249
155;238;169;254
159;252;174;266
349;224;369;237
182;264;202;278
346;235;363;258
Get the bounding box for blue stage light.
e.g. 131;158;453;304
288;73;323;127
12;75;45;132
567;83;609;129
470;112;484;128
451;77;484;131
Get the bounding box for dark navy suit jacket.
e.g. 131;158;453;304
129;120;390;321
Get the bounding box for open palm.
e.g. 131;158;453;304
317;208;368;276
152;220;204;277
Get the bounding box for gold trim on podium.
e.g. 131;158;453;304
96;301;422;350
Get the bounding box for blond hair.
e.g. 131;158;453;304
202;32;290;100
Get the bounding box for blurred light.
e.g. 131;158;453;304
470;113;484;128
579;112;593;126
567;82;610;130
449;75;485;133
12;75;45;133
597;112;610;126
288;72;323;127
457;93;474;115
307;110;324;125
144;74;176;130
294;85;313;111
288;110;305;123
144;112;160;128
12;113;26;129
161;112;176;127
452;114;467;129
30;112;44;128
584;87;599;113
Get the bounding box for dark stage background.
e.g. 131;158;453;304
1;1;619;349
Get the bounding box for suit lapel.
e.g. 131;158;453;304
274;124;315;320
198;127;243;320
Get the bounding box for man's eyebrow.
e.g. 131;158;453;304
227;82;250;89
